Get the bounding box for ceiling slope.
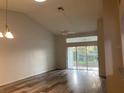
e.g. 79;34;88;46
0;0;102;34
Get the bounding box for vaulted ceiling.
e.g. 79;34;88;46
0;0;102;34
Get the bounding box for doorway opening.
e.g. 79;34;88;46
67;45;98;71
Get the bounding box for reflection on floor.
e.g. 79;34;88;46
69;67;99;71
0;70;105;93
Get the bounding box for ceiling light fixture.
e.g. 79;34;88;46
5;0;14;39
34;0;46;2
58;6;74;35
58;7;64;13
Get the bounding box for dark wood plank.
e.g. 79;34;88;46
0;70;106;93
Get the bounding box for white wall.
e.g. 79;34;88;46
0;10;55;86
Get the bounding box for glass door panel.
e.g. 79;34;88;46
87;46;98;70
67;47;77;69
77;46;87;70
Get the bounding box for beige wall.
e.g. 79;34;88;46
121;15;124;67
120;0;124;67
97;18;106;77
0;11;55;86
103;0;124;93
55;35;66;69
103;0;123;76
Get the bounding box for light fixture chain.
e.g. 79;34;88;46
6;0;8;30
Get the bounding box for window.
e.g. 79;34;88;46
66;36;97;43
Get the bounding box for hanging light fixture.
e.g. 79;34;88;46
58;6;75;35
5;0;14;39
0;2;4;38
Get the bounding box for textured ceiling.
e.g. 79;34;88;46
0;0;102;34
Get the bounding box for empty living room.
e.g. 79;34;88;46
0;0;124;93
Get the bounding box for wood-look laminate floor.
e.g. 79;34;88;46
0;70;106;93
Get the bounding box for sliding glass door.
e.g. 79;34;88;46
67;46;98;70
